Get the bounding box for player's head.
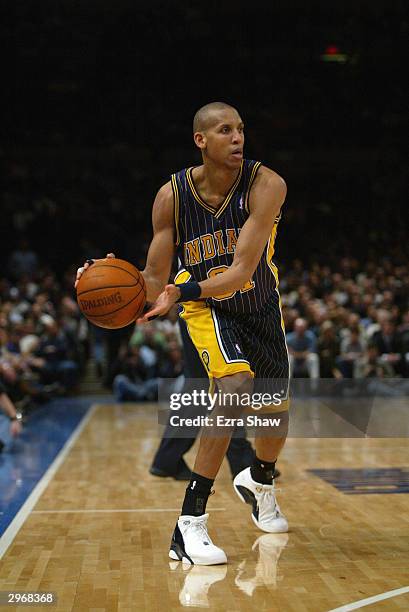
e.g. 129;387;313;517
193;102;244;169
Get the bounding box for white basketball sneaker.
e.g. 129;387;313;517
169;514;227;566
233;467;288;533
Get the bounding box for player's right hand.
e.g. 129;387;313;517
75;252;116;288
136;283;180;323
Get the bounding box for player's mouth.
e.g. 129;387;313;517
231;149;243;159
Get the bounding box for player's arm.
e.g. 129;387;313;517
142;182;176;302
139;167;286;321
198;167;286;297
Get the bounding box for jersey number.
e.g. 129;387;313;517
207;266;255;301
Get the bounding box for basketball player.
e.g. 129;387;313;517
76;101;289;565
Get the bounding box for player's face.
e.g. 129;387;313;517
197;109;245;169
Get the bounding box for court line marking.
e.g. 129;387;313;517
31;508;226;514
0;404;97;560
328;586;409;611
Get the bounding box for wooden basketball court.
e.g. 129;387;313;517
1;403;408;611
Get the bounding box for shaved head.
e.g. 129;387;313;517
193;101;238;133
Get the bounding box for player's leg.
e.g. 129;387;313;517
179;301;256;478
226;434;255;478
170;302;253;565
150;317;207;478
233;291;290;532
234;429;289;534
151;312;255;479
170;370;253;565
191;371;253;478
254;436;287;466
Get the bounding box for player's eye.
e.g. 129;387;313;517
221;126;230;133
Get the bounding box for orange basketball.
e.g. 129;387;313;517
76;258;146;329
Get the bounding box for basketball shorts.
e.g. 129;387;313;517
177;278;290;411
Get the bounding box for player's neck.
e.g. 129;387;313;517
196;160;240;199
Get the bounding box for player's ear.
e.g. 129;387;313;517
194;131;206;150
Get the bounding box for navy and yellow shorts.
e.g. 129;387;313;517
176;272;290;411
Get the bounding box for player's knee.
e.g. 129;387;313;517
216;371;253;418
217;371;253;395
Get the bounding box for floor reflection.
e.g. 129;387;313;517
235;533;289;597
171;533;289;608
170;562;228;608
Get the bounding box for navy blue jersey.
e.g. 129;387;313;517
172;159;282;314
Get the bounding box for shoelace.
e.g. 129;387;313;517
256;489;282;520
191;519;212;544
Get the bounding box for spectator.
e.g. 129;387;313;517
112;346;159;402
337;328;366;378
154;306;182;345
286;318;319;379
398;310;409;376
129;322;167;378
355;344;394;379
317;321;341;378
157;340;184;379
371;319;403;376
34;316;79;392
0;379;23;453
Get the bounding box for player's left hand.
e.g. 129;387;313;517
75;252;115;288
137;284;180;323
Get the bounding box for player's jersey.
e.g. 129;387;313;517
172;159;282;314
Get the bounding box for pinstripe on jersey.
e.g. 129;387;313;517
172;159;282;314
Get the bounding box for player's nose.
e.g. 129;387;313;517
232;129;243;144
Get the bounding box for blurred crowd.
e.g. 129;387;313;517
101;307;184;402
0;247;185;422
281;257;409;381
1;248;409;448
0;255;85;412
1;250;408;415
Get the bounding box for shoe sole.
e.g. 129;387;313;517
169;545;227;566
149;468;169;478
234;482;288;534
169;543;194;565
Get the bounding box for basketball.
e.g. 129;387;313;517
76;258;146;329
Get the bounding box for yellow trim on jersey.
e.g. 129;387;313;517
245;161;262;213
174;269;191;285
186;162;244;219
266;212;282;285
186;168;215;214
171;174;181;246
266;219;286;332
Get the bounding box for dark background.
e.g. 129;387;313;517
2;0;408;272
